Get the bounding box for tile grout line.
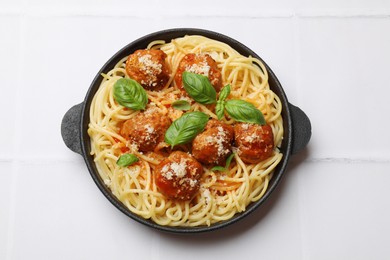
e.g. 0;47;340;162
1;8;390;18
305;157;390;163
6;13;26;260
292;14;309;260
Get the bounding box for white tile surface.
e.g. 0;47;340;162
156;17;300;103
296;160;390;259
11;0;390;16
298;17;390;160
0;162;14;260
11;161;156;260
10;160;303;260
298;0;390;14
0;16;20;159
1;0;390;259
19;0;295;16
156;167;303;260
19;15;297;159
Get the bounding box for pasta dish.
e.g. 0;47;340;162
88;35;283;227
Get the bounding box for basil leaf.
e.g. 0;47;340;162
211;153;235;172
182;72;217;105
210;166;226;172
172;100;191;111
225;99;266;125
113;78;148;110
219;84;231;102
164;111;209;148
216;100;225;120
215;85;230;119
225;153;235;168
116;154;139;167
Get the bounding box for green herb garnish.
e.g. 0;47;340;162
211;153;235;172
116;154;139;167
172;100;191;111
225;99;265;125
181;73;265;125
113;78;148;110
164;111;209;148
182;72;217;104
216;84;231;119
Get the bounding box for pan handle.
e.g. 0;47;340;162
61;102;83;155
61;102;311;156
289;103;312;155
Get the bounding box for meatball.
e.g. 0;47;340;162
234;123;274;164
174;53;222;92
155;151;204;200
192;119;234;166
120;109;171;152
126;49;170;90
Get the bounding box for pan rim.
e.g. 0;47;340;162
80;28;293;233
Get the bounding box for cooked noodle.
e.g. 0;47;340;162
88;35;283;226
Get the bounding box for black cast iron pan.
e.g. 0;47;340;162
61;28;311;233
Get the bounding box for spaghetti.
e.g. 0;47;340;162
88;35;283;226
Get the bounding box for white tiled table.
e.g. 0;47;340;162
1;1;390;259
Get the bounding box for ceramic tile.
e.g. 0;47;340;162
18;15;136;159
156;162;303;260
153;17;300;103
4;0;390;16
0;0;23;11
297;0;390;14
18;16;297;159
18;0;390;16
11;161;156;260
0;162;14;260
19;0;295;16
10;158;304;259
298;17;390;160
296;160;390;259
0;15;21;159
2;0;390;258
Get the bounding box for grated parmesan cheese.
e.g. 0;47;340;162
137;54;163;86
185;61;210;76
161;164;173;180
127;141;139;153
162;159;188;181
244;134;258;143
216;126;228;156
144;105;159;115
162;170;173;180
202;188;211;204
170;159;187;178
138;54;162;74
188;179;198;188
241;123;250;130
205;136;214;143
145;124;154;134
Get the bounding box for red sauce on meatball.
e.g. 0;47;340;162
155;151;204;200
174;53;222;92
192;119;234;166
234;123;274;164
126;49;170;90
120;109;171;152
